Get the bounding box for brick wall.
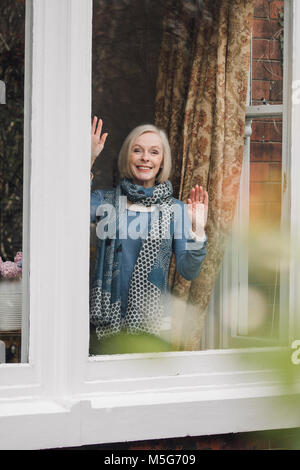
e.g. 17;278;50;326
250;118;282;229
64;427;300;450
252;0;283;106
250;0;283;230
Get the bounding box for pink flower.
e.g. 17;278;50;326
0;261;22;279
14;252;22;263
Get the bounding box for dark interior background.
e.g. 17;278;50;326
91;0;165;190
0;0;25;262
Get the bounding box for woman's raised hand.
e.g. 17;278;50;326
91;116;108;169
187;185;209;238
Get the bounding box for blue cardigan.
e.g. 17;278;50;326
90;186;207;318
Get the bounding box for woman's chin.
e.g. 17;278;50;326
132;175;156;187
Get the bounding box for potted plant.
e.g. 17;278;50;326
0;252;22;331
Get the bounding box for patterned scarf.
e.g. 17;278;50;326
90;178;174;340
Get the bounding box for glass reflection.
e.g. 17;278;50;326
0;0;25;363
90;0;286;355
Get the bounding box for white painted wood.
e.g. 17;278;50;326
246;104;283;118
219;246;230;348
28;0;92;397
1;384;300;449
84;346;299;394
289;0;300;339
276;0;292;344
21;0;33;364
0;0;300;451
0;0;92;396
79;384;300;446
0;399;82;450
237;127;250;336
0;0;40;395
0;341;5;364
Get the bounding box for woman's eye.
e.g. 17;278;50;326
133;148;141;152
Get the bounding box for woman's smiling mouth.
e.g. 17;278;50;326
136;166;152;171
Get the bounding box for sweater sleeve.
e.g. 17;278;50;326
173;201;207;281
90;181;104;223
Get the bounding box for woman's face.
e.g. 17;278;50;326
129;132;163;188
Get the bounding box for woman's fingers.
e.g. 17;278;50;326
199;185;204;203
189;188;195;203
96;118;103;137
92;116;97;134
91;116;108;162
100;132;108;145
196;185;204;203
92;116;104;138
195;185;199;203
92;116;108;146
189;185;205;204
204;190;209;207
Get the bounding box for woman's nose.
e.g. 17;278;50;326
141;152;150;161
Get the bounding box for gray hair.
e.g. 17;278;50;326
118;124;172;184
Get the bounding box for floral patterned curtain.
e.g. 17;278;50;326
155;0;255;350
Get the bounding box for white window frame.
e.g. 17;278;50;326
0;0;300;450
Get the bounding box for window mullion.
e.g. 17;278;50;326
28;0;92;397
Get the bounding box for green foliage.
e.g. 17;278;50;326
90;327;172;355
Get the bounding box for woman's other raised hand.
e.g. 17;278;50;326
91;116;108;169
187;184;209;238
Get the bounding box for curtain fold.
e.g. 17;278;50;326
155;0;255;350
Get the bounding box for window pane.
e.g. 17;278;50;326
91;0;164;189
0;0;26;363
90;0;276;354
245;0;285;340
90;0;166;355
248;117;282;339
251;0;284;106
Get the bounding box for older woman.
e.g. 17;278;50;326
90;116;208;349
